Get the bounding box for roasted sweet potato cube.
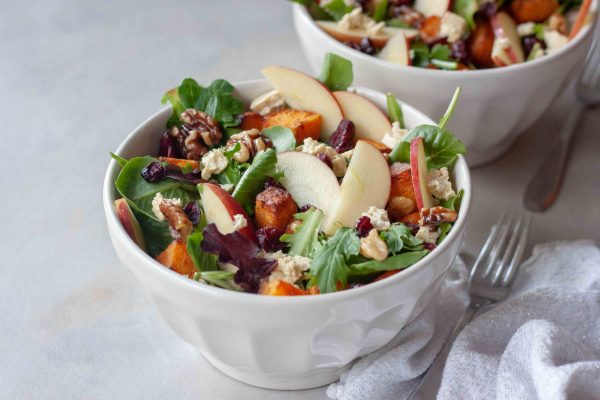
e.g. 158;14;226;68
155;240;196;278
510;0;559;23
255;186;298;231
240;111;264;131
468;20;495;68
399;211;421;226
263;109;322;143
374;270;401;282
159;157;200;172
260;280;309;296
419;16;441;44
390;162;416;202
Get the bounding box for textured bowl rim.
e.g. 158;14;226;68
103;79;472;304
293;2;597;79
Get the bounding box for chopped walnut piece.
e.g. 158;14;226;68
176;109;222;160
159;202;193;241
420;207;458;226
226;129;272;163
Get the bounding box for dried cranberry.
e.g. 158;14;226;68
184;202;201;225
480;2;498;18
263;177;283;190
451;40;469;63
329;119;355;153
141;162;166;182
389;0;411;6
299;204;314;213
256;227;286;252
344;40;362;52
355;216;374;238
522;35;546;57
424;242;437;251
359;37;376;55
316;153;333;169
158;131;181;158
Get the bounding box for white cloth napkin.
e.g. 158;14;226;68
327;241;600;400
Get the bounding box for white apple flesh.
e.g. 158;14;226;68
200;183;257;243
378;31;411;66
333;91;392;142
261;66;344;139
316;21;418;48
410;137;434;210
414;0;451;17
114;198;147;251
490;12;524;66
323;140;391;235
277;151;340;216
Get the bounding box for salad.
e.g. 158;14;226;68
295;0;592;70
111;54;466;296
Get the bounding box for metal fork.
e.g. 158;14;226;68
409;214;531;400
524;39;600;212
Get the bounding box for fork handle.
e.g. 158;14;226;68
407;301;482;400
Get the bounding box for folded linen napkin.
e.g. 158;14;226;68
327;241;600;400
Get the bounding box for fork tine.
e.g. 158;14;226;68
481;214;512;279
469;213;506;282
502;216;531;286
491;216;523;286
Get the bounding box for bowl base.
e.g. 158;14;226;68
201;351;345;390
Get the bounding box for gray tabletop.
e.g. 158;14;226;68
2;1;599;399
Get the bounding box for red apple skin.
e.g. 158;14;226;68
490;12;524;64
115;198;147;251
201;183;257;243
409;137;434;210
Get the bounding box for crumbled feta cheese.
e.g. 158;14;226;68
300;138;347;177
338;8;380;35
544;29;568;54
265;251;311;284
151;192;182;221
362;206;390;231
341;149;354;161
381;121;408;149
232;214;248;231
220;183;234;193
201;148;228;180
250;90;285;116
517;22;536;37
416;225;439;244
426;167;456;200
440;12;467;43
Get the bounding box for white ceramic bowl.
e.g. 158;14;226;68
103;80;471;390
293;3;597;166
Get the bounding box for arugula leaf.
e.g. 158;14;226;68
532;23;545;40
280;208;324;257
348;250;429;276
319;53;354;91
321;0;355;20
430;44;452;61
232;149;278;213
381;224;423;254
372;0;388;22
310;228;360;293
187;231;220;272
452;0;478;30
193;270;240;291
110;152;128;168
161;88;185;128
115;156;199;219
385;93;405;128
262;126;297;153
438;87;461;131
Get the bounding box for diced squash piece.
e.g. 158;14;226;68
419;16;441;44
263;109;322;143
240;111;264;131
399;211;420;225
159;157;199;171
510;0;559;23
389;162;416;202
156;241;196;278
374;270;401;282
260;280;309;296
255;186;298;231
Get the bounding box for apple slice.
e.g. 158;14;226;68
316;21;418;48
490;12;524;66
410;137;434;210
323;141;391;235
378;31;411;66
261;66;344;139
277;151;340;216
414;0;451;17
199;183;257;242
333;91;392;142
115;198;147;251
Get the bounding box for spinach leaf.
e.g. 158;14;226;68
115;156;199;219
262;126;297;153
232;149;278;213
310;228;361;293
437;189;464;244
381;223;423;254
430;44;452;61
453;0;478;30
161;88;185;128
372;0;388;22
280;208;324;257
321;0;355;20
110;152;128;168
187;231;219;272
410;41;431;67
133;210;172;257
319;53;354;91
385;93;405;128
386;18;413;28
348;250;429;276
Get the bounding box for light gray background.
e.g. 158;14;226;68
2;1;598;399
